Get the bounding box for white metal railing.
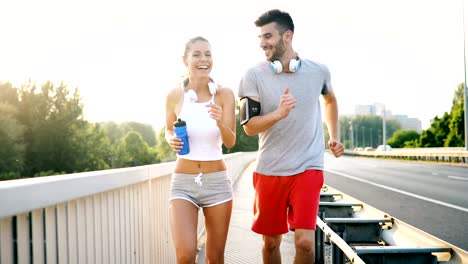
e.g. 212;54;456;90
346;147;468;163
317;185;468;264
0;152;257;264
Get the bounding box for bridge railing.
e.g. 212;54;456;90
346;147;468;164
316;185;468;264
0;152;256;264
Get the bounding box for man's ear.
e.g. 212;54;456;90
284;30;293;43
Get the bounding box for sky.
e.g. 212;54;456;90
1;0;466;131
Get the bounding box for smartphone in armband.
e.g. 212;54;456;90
240;97;261;126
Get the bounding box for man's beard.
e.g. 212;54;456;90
270;36;286;61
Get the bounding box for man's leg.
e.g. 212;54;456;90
262;234;282;264
293;229;315;263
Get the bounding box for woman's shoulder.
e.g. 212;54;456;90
216;85;234;96
215;86;235;100
214;86;235;106
167;86;184;100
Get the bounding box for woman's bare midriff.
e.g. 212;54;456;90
174;158;226;174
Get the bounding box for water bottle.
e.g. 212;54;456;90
173;118;190;155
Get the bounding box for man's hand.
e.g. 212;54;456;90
328;139;344;157
275;87;296;119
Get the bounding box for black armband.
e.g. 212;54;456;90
321;81;329;95
239;97;261;126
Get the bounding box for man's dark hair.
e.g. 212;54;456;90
254;9;294;33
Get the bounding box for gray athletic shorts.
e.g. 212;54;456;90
170;171;233;208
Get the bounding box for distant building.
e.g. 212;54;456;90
354;104;422;133
354;103;391;117
392;114;422;133
355;104;376;116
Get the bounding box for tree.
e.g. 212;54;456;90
0;102;25;180
0;82;19;106
419;84;464;147
155;127;176;162
114;131;157;167
122;122;157;147
101;121;125;145
72;122;113;171
100;121;157;147
7;80;117;177
445;83;465;147
15;81;87;175
386;130;420;148
223;112;258;154
339;115;400;148
445;101;464;147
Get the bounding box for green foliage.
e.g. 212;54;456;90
34;170;66;177
0;80;170;180
419;113;451;147
121;122;157;147
155;127;176;162
339;115;400;148
223;112;258;154
15;81;86;175
0;82;19;106
0;171;22;181
101;122;125;145
72;123;113;171
386;130;420;148
100;121;157;147
1;82;26;177
445;84;465;147
0;102;25;175
113;131;157;167
403;139;419;148
419;84;464;147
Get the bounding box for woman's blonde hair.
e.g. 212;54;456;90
183;36;210;57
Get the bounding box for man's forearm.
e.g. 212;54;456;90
325;102;339;140
243;111;283;136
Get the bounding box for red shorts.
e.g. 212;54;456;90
251;170;324;235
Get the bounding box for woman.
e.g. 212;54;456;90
165;36;236;264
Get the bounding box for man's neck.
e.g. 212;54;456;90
280;49;298;71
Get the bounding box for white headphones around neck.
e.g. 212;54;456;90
182;77;218;103
270;58;301;74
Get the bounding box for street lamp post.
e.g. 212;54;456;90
362;127;365;147
349;120;354;150
463;0;468;150
382;105;387;148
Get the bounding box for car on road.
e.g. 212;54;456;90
376;145;392;151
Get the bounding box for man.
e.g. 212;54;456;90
238;9;344;263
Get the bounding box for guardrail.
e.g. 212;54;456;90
345;147;468;164
0;152;256;264
316;185;468;264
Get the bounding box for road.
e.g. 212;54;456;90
323;153;468;251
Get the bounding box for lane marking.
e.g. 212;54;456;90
325;169;468;213
448;176;468;181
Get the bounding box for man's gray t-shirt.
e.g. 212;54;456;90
238;59;331;176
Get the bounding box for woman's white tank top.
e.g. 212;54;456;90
177;92;223;161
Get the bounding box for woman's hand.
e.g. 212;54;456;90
206;102;223;125
169;136;184;153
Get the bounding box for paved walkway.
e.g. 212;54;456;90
198;161;297;263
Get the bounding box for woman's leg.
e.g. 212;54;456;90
170;199;199;264
203;201;233;264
